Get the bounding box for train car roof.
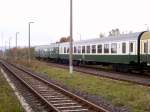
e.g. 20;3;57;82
35;31;146;48
35;45;49;48
59;32;143;45
35;43;59;50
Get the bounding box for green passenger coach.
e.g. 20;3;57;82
35;31;150;72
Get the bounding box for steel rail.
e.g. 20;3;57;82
1;61;61;112
1;60;110;112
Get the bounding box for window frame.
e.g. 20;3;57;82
144;41;148;54
129;42;134;53
92;45;96;53
86;45;90;54
149;40;150;53
67;47;69;53
82;46;85;54
78;46;81;54
97;44;102;54
74;46;77;54
111;43;117;54
64;47;66;54
122;42;126;54
104;44;109;53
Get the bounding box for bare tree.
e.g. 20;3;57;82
99;33;105;38
109;28;120;36
60;37;67;43
59;36;73;43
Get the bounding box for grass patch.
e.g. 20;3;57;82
14;60;150;112
0;72;23;112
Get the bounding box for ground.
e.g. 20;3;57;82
0;72;23;112
14;59;150;112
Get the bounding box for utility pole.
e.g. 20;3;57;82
16;32;19;49
1;32;3;58
28;22;34;63
9;37;11;50
5;41;7;59
77;33;81;41
16;32;19;59
69;0;73;74
9;37;11;58
144;24;149;31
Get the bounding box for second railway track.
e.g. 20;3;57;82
0;60;109;112
44;61;150;87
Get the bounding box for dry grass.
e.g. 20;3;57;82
14;59;150;112
0;72;23;112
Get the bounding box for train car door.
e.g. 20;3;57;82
148;39;150;65
140;40;148;63
144;41;148;63
140;32;150;65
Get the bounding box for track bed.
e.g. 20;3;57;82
0;60;109;112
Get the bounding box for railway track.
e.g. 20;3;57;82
0;60;109;112
44;61;150;87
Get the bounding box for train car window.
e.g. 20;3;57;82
149;41;150;53
129;43;133;53
104;44;109;53
59;47;61;54
86;46;90;53
74;46;77;53
82;46;85;53
97;45;102;53
61;47;63;54
67;48;69;53
92;45;96;53
44;49;47;52
144;42;148;53
111;43;117;53
122;43;126;53
59;47;60;54
64;47;66;53
78;46;81;53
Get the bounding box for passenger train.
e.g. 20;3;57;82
35;31;150;72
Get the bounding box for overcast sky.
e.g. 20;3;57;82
0;0;150;48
